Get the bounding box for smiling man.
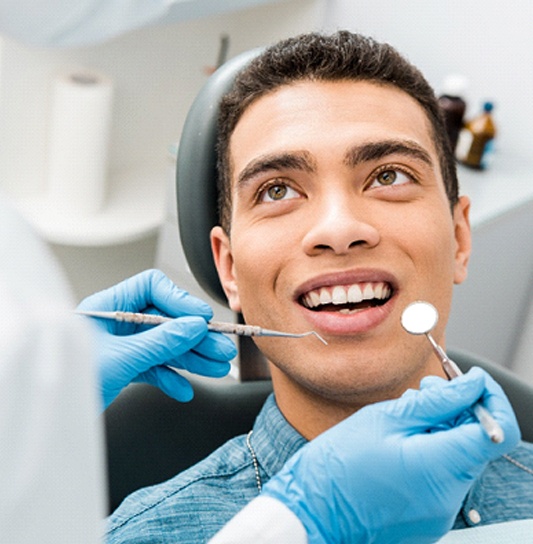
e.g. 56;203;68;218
211;78;468;434
107;31;533;543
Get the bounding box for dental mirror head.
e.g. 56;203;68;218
401;301;439;335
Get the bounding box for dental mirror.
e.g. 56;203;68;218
400;300;504;443
401;300;439;335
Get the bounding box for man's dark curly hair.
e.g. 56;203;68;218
217;31;458;232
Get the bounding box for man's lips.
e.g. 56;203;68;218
300;281;392;314
294;272;397;334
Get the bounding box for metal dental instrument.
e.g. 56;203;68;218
76;310;328;345
401;301;504;444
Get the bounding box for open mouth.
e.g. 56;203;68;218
299;281;393;314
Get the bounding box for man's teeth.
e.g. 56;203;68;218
302;282;391;312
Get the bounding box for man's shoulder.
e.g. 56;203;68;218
106;434;259;543
454;441;533;529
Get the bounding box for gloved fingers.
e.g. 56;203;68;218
411;372;520;474
332;369;495;442
137;269;213;320
111;316;209;373
134;366;195;402
419;368;508;423
419;374;448;390
167;350;231;378
418;416;512;480
191;331;238;362
396;368;489;428
415;375;463;432
77;269;213;321
419;368;520;451
77;291;124;334
469;368;521;452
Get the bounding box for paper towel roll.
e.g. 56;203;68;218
47;71;113;215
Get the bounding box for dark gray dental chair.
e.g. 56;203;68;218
104;50;533;514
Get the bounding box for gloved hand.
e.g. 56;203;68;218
77;269;237;409
262;368;521;544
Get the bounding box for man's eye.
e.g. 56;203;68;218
260;182;300;202
369;169;413;188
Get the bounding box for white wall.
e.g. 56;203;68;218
323;0;533;376
0;0;324;300
323;0;533;158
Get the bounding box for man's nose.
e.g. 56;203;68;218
301;194;380;255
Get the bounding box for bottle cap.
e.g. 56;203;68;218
483;101;494;112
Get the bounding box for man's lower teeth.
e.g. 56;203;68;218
339;308;361;315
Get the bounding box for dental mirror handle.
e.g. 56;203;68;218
426;333;504;444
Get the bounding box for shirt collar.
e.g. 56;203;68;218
250;393;307;479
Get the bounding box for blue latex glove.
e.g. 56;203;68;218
77;269;237;409
262;368;521;544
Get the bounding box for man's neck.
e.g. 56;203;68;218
268;360;444;440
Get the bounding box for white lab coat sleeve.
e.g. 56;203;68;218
0;195;106;543
0;0;189;47
209;496;308;544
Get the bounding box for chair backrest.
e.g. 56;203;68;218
176;48;260;306
105;347;533;514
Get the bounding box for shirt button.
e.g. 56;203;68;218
468;509;481;524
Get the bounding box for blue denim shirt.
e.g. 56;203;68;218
106;394;533;543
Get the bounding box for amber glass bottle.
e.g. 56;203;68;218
438;75;467;152
456;102;496;169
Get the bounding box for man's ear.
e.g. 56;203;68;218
210;226;242;312
453;195;472;285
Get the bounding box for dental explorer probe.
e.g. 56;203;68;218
401;301;504;444
76;310;328;345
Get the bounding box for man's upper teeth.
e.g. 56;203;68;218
303;282;391;308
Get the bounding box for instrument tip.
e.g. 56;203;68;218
309;331;328;345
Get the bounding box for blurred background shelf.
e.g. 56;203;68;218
13;165;166;246
458;152;533;229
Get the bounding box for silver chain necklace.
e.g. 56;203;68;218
502;453;533;476
246;430;262;494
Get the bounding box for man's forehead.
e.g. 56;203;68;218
227;83;438;191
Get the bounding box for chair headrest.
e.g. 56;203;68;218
176;48;261;306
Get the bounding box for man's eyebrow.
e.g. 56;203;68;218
344;140;434;168
236;151;317;187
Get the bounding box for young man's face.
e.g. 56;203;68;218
211;80;471;430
